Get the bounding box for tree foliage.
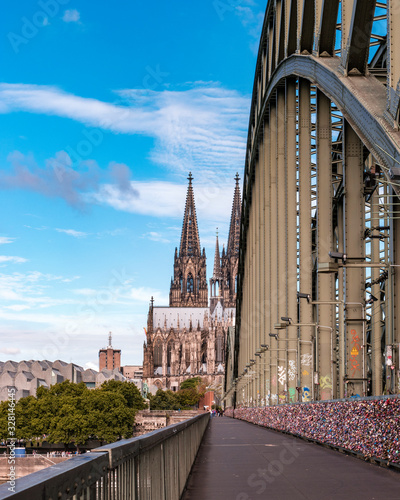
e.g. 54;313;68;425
149;378;205;410
4;380;146;448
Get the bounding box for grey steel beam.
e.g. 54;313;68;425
298;78;314;402
316;90;335;400
392;194;400;393
386;0;400;124
371;189;383;395
277;0;285;65
341;0;376;76
286;77;298;402
300;0;314;54
264;116;272;404
248;55;400;196
316;0;340;56
286;0;297;56
270;100;279;403
277;87;287;402
343;121;366;397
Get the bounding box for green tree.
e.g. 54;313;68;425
0;400;9;442
86;390;135;443
180;377;202;390
100;380;146;410
149;389;179;410
175;387;202;409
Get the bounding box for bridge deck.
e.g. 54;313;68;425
182;417;400;500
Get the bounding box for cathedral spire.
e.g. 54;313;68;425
227;173;241;257
179;172;201;257
213;229;221;279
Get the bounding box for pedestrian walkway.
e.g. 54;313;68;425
182;417;400;500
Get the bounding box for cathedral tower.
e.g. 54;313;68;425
169;173;208;307
221;173;242;308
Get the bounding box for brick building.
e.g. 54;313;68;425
98;332;121;371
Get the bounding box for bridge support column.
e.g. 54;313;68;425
316;90;334;400
286;77;298;403
391;194;400;394
371;189;382;396
343;122;365;397
270;100;278;404
263;118;272;405
298;78;314;402
277;87;288;403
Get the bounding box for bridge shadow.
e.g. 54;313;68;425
182;417;399;500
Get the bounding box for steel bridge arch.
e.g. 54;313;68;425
225;0;400;408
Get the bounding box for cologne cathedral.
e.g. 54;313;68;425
143;173;241;393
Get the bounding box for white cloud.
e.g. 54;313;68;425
62;9;80;23
56;228;88;238
0;256;27;264
5;304;30;311
142;232;170;244
234;2;265;53
129;287;168;304
91;177;236;224
73;288;98;297
0;271;81;311
0;347;21;355
84;361;98;371
0;237;15;245
0;83;249;177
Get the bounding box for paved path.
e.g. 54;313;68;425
182;417;400;500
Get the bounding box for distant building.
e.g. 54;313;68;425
98;332;121;371
121;365;143;393
122;365;143;379
0;360;126;401
143;173;241;394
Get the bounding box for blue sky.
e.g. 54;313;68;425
0;0;265;369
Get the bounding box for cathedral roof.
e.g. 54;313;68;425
153;307;208;330
226;173;242;257
179;172;201;257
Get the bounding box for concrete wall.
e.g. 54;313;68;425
0;456;69;480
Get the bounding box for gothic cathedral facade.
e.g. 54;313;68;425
143;173;241;393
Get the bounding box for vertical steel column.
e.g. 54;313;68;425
270;100;278;404
371;189;382;395
316;90;334;400
245;225;251;405
277;87;287;403
387;0;400;123
343;122;365;397
253;158;258;405
264;115;272;405
340;0;356;71
286;77;298;403
254;152;260;405
298;79;313;402
259;124;266;404
390;193;400;393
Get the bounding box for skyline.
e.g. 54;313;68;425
0;1;265;369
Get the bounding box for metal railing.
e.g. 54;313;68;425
0;413;209;500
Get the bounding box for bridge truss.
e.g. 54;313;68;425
225;0;400;407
